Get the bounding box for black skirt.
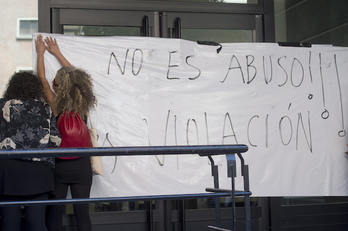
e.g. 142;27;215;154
54;157;92;185
0;159;54;196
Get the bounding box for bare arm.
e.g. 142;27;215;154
35;34;59;116
44;37;71;67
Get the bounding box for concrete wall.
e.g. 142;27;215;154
0;0;37;96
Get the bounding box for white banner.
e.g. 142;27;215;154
33;33;348;197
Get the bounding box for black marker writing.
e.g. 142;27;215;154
186;119;199;145
247;55;257;84
132;49;143;76
290;58;305;87
333;54;346;137
279;116;293;146
108;50;129;75
277;56;288;87
318;53;329;119
309;51;313;83
167;51;202;80
263;56;273;84
101;133;117;173
222;113;239;144
221;55;244;84
187;55;201;80
247;115;259;147
107;49;144;76
167;51;180;80
296;112;312;152
144;118;165;166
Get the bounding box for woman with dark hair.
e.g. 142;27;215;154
36;35;96;231
0;72;61;231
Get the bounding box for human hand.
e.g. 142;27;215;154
35;34;46;55
44;37;61;56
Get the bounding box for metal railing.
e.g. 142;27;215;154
0;144;251;231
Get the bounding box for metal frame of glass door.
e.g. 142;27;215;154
38;0;275;42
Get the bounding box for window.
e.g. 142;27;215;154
17;18;38;39
274;0;348;46
16;67;33;73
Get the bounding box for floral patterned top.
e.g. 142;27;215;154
0;98;61;167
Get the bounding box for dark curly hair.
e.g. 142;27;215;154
3;72;43;101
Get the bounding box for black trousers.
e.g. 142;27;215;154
46;183;92;231
0;193;49;231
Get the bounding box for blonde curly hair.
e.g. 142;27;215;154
55;66;96;119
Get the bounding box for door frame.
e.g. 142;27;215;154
38;0;275;42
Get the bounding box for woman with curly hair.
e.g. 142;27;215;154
0;72;61;231
36;35;96;231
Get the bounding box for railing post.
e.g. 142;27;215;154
230;163;236;231
208;155;222;228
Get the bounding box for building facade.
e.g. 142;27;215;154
1;0;348;230
0;0;38;95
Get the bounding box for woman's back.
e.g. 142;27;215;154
0;98;59;150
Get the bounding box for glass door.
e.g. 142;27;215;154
163;12;259;42
52;8;262;43
54;8;157;36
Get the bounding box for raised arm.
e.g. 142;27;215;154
44;37;71;67
35;34;58;116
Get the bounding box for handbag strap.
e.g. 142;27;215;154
87;112;93;129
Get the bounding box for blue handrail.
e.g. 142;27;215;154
0;144;248;158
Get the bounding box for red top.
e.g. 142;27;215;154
57;111;92;159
